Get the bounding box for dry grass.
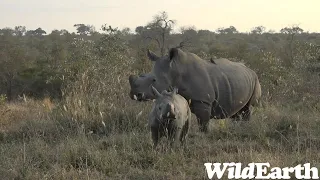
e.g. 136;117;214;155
0;97;53;132
0;43;320;179
1;96;320;179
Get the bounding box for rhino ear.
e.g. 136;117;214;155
151;86;162;98
147;49;159;62
172;87;178;94
169;48;179;61
162;90;169;95
210;57;216;64
169;86;178;94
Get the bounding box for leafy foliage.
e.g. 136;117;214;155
1;11;320;179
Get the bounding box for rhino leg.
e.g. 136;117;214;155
180;117;190;145
165;121;179;148
171;127;182;148
151;126;160;148
230;104;251;121
190;101;212;132
151;124;166;149
178;119;190;150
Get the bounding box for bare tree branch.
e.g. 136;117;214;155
142;11;176;56
173;37;193;49
145;36;161;50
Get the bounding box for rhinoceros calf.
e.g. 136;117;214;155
149;86;191;148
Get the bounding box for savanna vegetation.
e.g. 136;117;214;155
0;11;320;179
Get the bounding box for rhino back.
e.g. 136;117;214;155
211;64;258;115
212;58;246;67
174;54;258;117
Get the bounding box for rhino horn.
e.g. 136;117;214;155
151;86;162;98
147;49;159;62
166;103;176;118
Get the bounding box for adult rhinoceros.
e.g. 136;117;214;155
129;48;261;132
128;57;232;101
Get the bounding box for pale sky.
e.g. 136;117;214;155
0;0;319;33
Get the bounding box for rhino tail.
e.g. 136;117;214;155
249;78;262;107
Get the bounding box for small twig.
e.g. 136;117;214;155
145;36;161;51
171;37;192;50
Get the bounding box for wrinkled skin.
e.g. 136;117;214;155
128;59;219;100
149;87;191;149
129;48;261;132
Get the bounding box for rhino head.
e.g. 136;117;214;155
151;86;178;120
129;48;183;102
147;48;182;94
128;72;167;101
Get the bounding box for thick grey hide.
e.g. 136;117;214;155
130;48;261;132
149;87;191;148
128;73;164;101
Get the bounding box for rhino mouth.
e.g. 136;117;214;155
129;91;151;102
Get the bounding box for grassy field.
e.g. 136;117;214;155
1;78;320;179
1;23;320;179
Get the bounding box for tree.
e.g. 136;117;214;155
25;27;46;36
280;25;304;34
0;28;14;36
34;28;47;36
280;25;304;66
51;29;70;36
178;26;197;50
144;11;176;56
180;26;197;37
96;24;125;58
216;26;238;34
251;26;266;34
0;29;28;101
121;27;131;36
267;29;276;34
198;30;213;37
135;26;144;35
14;26;26;36
48;31;68;69
74;24;96;36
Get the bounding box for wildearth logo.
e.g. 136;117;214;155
204;163;319;179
